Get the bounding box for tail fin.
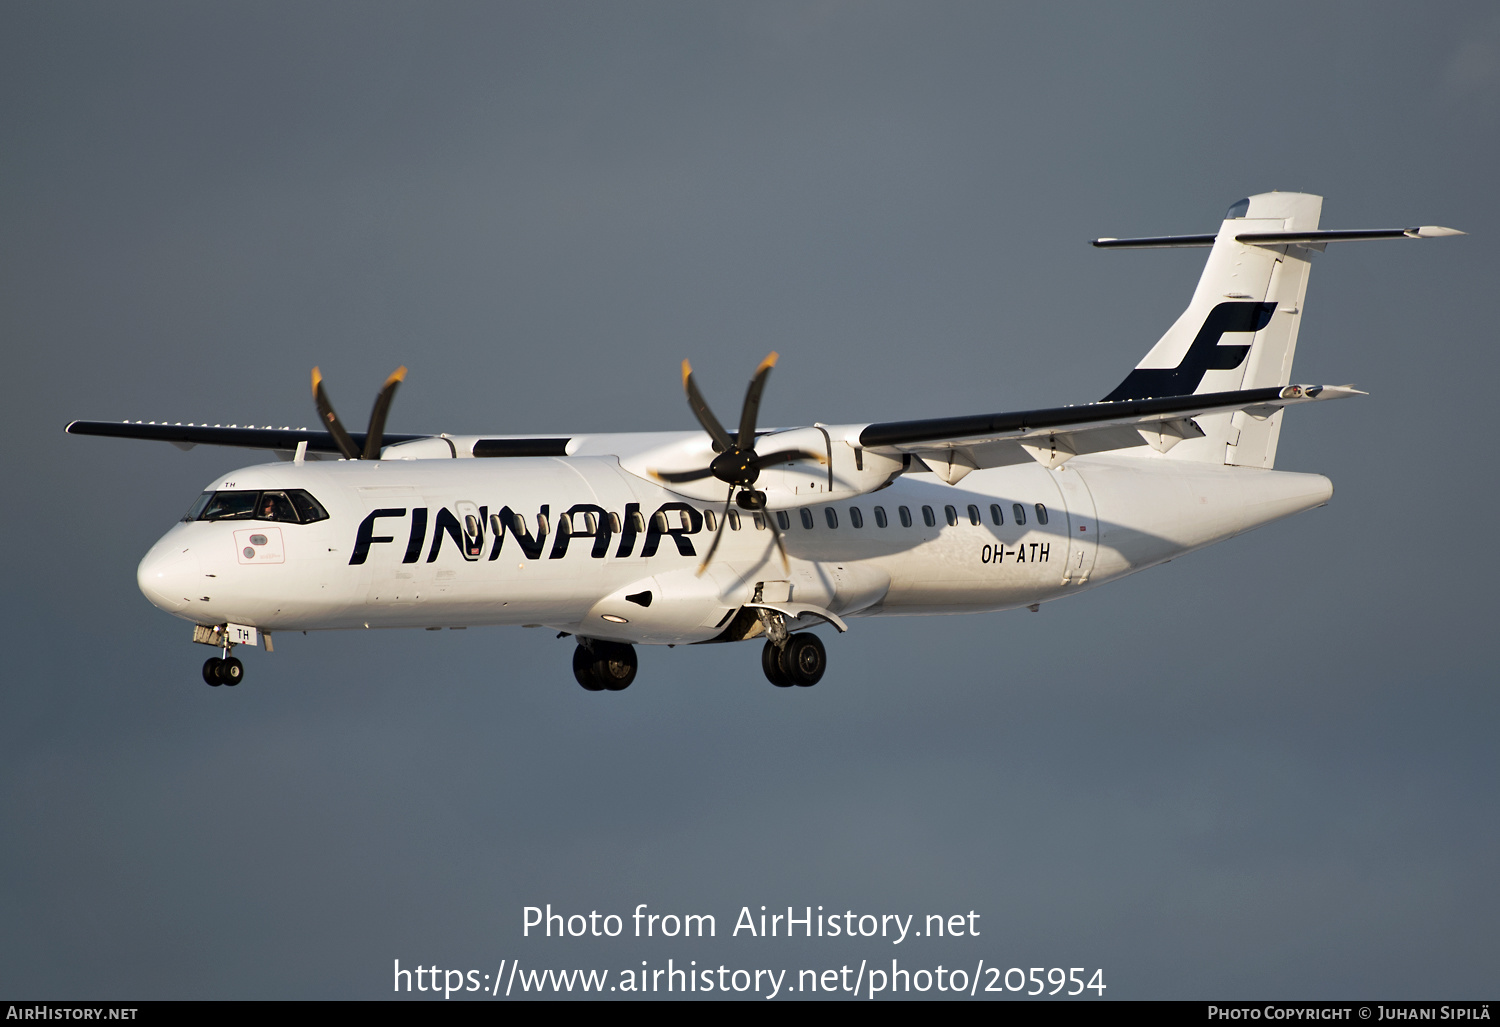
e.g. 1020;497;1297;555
1101;191;1323;468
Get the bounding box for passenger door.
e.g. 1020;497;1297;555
1051;469;1098;585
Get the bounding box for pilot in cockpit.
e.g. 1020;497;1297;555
259;491;296;522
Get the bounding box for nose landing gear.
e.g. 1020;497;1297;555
762;632;825;688
192;625;250;686
202;656;243;686
573;640;638;691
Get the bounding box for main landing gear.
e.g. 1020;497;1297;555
566;620;828;692
573;640;638;691
202;655;243;686
761;632;826;688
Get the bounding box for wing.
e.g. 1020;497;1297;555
65;421;586;460
857;384;1363;482
64;420;430;455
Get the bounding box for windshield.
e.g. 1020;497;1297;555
186;489;330;524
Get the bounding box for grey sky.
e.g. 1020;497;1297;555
2;2;1496;999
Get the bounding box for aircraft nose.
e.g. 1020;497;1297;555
137;541;201;613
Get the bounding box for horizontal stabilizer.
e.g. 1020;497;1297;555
1092;234;1216;249
1235;226;1464;246
1094;226;1463;249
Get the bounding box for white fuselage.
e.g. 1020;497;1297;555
137;441;1332;646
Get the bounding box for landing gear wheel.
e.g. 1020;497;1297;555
780;632;825;687
573;645;605;691
573;642;637;691
220;657;243;686
203;657;223;686
761;640;792;687
594;642;637;691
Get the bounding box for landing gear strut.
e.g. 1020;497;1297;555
762;632;825;688
202;656;243;686
573;640;637;691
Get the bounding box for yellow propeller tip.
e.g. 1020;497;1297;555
311;367;323;393
758;352;779;373
385;366;408;387
681;359;693;385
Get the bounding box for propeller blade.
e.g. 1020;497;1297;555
311;367;361;460
648;466;718;484
749;448;824;471
362;365;408;460
763;508;790;573
681;360;735;453
695;488;736;576
736;351;778;450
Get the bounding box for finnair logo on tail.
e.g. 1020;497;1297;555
1104;301;1276;402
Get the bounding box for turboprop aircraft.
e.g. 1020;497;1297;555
69;192;1460;691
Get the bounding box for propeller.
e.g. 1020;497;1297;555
652;352;821;574
312;366;408;460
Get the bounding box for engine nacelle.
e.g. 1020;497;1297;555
617;424;905;508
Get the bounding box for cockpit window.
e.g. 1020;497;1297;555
183;492;214;522
199;491;260;521
257;491;298;522
193;489;330;524
288;490;329;523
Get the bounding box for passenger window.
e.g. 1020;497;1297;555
1012;503;1026;526
464;514;480;537
874;506;887;528
777;511;790;530
898;506;912;528
609;512;622;533
537;513;551;535
754;512;766;530
990;503;1003;525
1035;503;1049;525
825;508;838;529
491;513;504;535
557;516;573;538
944;505;958;527
967;504;980;526
728;510;741;531
800;508;814;529
922;506;936;528
849;507;863;529
652;511;669;533
704;510;717;532
584;512;598;534
630;511;646;532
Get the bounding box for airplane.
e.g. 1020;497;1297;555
68;192;1460;691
